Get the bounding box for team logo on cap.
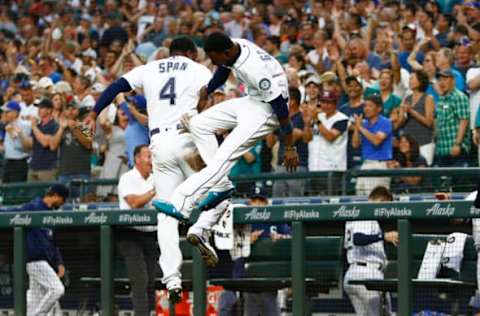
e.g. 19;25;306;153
259;78;271;90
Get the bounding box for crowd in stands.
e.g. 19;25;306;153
0;0;480;199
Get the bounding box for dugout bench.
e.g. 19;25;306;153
80;235;344;314
350;234;477;315
209;235;344;314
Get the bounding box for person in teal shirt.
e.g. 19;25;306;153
230;139;263;195
364;69;401;117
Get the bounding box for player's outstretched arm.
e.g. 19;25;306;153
85;78;133;134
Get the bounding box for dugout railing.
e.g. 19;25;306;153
1;167;478;206
0;200;479;315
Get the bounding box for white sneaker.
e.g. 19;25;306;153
186;228;219;267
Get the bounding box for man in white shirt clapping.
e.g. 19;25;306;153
117;144;158;316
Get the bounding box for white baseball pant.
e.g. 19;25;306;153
170;96;279;216
343;264;388;316
26;261;64;316
150;132;230;289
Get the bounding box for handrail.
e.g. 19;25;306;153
0;167;478;191
0;200;476;228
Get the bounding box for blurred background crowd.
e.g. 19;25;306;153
1;0;480;201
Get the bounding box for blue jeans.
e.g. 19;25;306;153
58;174;91;199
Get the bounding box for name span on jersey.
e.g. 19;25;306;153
159;61;188;73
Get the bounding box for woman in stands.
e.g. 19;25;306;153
388;134;428;191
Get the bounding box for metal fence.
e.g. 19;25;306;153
1;167;479;206
0;200;478;315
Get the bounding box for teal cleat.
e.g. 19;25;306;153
152;199;189;222
193;188;236;213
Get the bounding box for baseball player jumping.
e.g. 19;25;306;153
343;186;398;316
85;37;227;303
153;32;299;265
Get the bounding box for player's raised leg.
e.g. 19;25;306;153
156;98;278;219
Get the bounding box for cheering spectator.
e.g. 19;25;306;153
398;25;423;73
1;101;31;183
436;48;466;92
19;80;38;121
435;69;471;167
97;107;129;200
224;5;246;38
50;104;92;196
308;90;348;194
302;75;320;108
454;40;474;79
28;99;59;182
272;87;310;197
119;95;149;168
73;75;95;109
264;36;288;64
51;93;66;122
393;70;435;165
352;95;393;195
369;69;402;117
340;76;365;169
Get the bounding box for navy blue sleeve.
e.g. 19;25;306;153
206;66;231;94
269;95;289;120
54;233;64;266
277;223;292;235
93;78;132;115
353;232;384;246
292;113;304;129
331;119;348;133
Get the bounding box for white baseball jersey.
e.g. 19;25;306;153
118;167;156;232
345;221;386;265
229;38;288;102
122;56;212;131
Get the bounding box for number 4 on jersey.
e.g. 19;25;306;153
160;77;176;105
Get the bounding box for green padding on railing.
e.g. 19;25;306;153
0;200;479;227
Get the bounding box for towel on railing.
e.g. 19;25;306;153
418;239;445;279
442;232;468;272
213;203;236;250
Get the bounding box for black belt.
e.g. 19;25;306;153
150;124;183;137
353;261;383;271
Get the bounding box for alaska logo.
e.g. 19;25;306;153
9;214;32;226
284;210;320;220
333;205;360;218
425;203;455;217
42;216;73;225
84;212;108;224
245;208;271;221
374;207;412;218
119;214;151;224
